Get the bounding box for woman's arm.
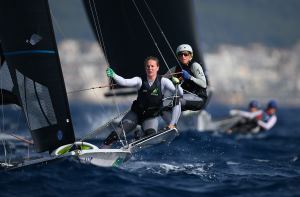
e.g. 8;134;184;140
161;77;183;96
113;74;142;89
230;110;263;119
257;116;277;130
190;62;207;88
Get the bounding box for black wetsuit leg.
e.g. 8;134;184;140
141;117;159;136
180;94;207;111
103;110;138;145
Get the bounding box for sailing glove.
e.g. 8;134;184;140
182;69;191;80
106;67;115;78
171;77;180;85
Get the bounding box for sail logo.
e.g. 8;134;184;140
151;88;159;96
57;130;63;141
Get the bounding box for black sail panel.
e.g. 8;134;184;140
83;0;207;78
0;0;75;152
0;89;19;106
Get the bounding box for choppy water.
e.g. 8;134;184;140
0;105;300;197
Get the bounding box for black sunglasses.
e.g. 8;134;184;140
177;52;190;57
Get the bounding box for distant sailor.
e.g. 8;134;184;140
167;44;208;111
229;100;263;133
102;56;183;147
257;100;278;131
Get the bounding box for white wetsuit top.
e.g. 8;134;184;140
257;115;277;130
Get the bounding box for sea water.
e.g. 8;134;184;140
0;105;300;197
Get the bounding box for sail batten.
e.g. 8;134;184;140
3;50;56;56
0;0;75;152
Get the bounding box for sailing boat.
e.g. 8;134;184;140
83;0;211;130
0;0;130;169
0;0;207;169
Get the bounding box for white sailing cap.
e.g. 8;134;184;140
176;44;193;54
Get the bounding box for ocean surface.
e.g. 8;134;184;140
0;104;300;197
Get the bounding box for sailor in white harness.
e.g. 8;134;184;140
102;56;183;147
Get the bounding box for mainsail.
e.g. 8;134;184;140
0;43;20;106
0;0;75;153
84;0;207;80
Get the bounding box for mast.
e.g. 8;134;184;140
0;0;75;153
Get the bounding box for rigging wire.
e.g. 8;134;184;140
142;0;183;70
91;88;127;147
79;109;130;142
89;0;109;61
131;0;171;72
0;65;8;164
87;0;129;146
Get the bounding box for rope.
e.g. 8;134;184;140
67;84;116;94
0;132;33;145
162;72;182;78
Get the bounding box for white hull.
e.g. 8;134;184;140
179;110;242;132
78;149;131;167
53;128;178;167
127;128;179;153
53;141;131;167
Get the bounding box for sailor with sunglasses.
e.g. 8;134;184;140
102;56;183;147
167;44;208;111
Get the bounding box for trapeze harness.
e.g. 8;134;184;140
175;62;208;111
131;75;163;123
